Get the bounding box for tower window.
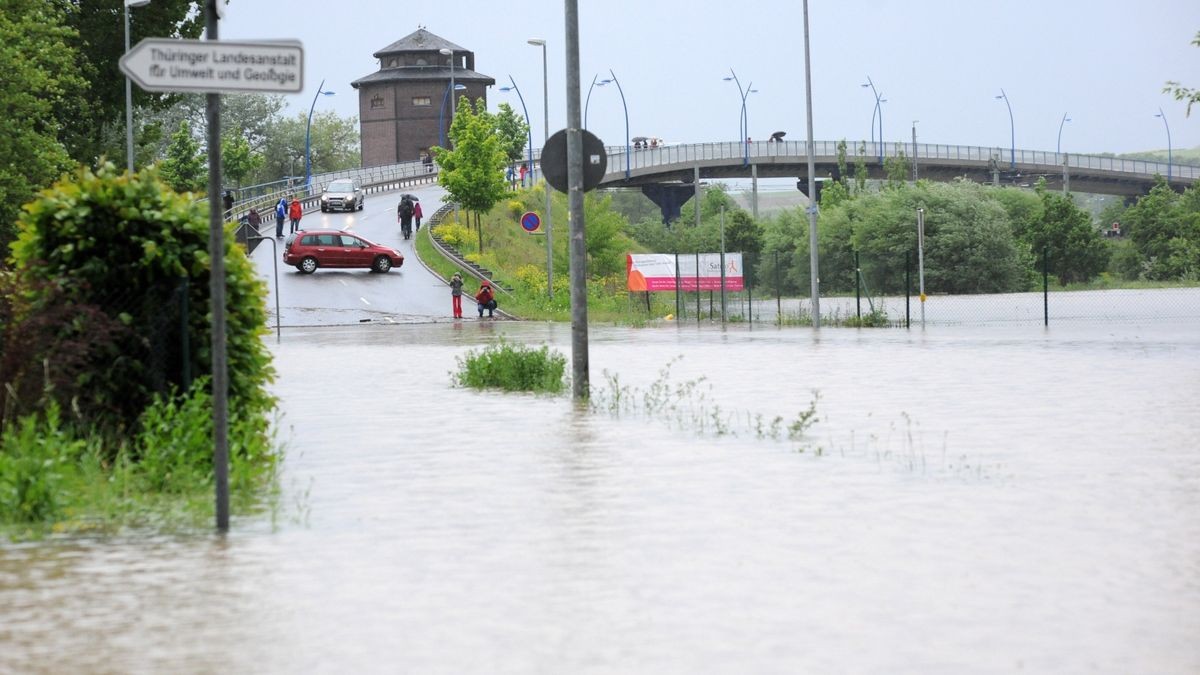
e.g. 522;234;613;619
412;97;431;107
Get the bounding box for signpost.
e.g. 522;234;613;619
123;28;304;532
120;38;304;94
520;211;542;234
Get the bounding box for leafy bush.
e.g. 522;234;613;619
7;162;275;437
454;340;566;393
433;221;471;247
0;404;87;523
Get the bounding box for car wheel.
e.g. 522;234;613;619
358;198;364;211
321;205;328;213
300;257;319;274
373;256;392;273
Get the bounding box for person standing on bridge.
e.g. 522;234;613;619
275;197;287;238
288;196;303;233
449;272;464;318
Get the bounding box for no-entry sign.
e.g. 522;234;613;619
120;38;304;94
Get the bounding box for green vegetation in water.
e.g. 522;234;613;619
589;356;821;442
0;380;281;540
453;339;567;394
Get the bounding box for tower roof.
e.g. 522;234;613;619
373;28;466;59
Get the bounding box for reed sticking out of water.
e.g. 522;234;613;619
590;356;821;443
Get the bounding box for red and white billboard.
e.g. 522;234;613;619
626;253;744;292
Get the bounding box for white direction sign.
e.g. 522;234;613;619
120;39;304;94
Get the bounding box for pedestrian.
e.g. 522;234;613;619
275;197;287;238
288;196;303;233
413;199;423;230
397;196;414;239
518;163;528;187
423;152;434;173
247;207;262;232
475;281;496;318
506;165;515;189
223;190;234;220
450;272;464;318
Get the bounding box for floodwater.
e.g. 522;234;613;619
2;319;1199;673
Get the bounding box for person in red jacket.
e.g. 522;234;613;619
475;281;496;318
288;196;303;233
413;200;424;230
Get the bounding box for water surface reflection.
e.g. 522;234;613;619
2;321;1198;673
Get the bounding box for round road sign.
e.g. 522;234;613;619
520;211;541;233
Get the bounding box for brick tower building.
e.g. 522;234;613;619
352;28;495;168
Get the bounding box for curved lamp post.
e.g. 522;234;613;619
1057;112;1072;156
438;82;467;148
305;79;335;189
861;76;885;164
499;77;534;188
723;69;754;166
1155;107;1172;182
995;88;1015;171
584;73;599;129
527;37;553;298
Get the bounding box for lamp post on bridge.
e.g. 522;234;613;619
1057;112;1072;156
724;69;754;167
499;77;535;191
585;71;630;179
305;79;335;190
995;88;1015;171
861;76;884;164
1155;107;1172;182
438;82;467;148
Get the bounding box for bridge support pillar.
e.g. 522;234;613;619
641;183;698;225
1063;153;1070;194
694;166;701;228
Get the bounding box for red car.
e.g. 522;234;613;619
283;230;405;274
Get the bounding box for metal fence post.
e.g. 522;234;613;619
855;250;862;319
1043;246;1049;326
775;251;781;325
905;250;911;329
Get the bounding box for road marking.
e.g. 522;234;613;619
360;297;371;306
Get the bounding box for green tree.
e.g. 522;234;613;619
1025;182;1110;285
222;135;263;189
257;111;359;185
1164;31;1200;117
0;0;87;251
883;145;908;189
854;142;869;194
159;120;205;193
59;0;205;163
432;98;508;248
1123;178;1200;280
494;103;531;164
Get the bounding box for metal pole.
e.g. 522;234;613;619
584;73;597;129
501;78;534;196
248;237;281;341
1063;152;1070;194
608;70;630;179
1057;112;1070;156
1043;246;1049;327
996;88;1015;171
802;0;820;328
530;39;553;300
911;121;918;181
905;249;911;329
204;0;229;533
694;165;701;229
564;0;588;400
1156;107;1172;182
674;250;681;319
774;250;781;325
751;164;759;219
917;207;926;329
695;251;700;323
124;3;135;173
305;78;325;190
719;204;726;325
854;250;861;318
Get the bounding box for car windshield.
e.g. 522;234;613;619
327;180;353;192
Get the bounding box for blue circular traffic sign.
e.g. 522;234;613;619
520;211;541;233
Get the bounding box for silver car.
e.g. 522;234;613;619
320;179;364;212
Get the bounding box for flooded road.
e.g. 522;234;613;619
2;319;1198;673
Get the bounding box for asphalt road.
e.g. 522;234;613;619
248;185;459;327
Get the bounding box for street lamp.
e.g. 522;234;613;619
124;0;152;173
592;71;630;179
861;76;884;163
305;79;334;190
439;82;467;148
527;37;553;299
995;88;1015;171
441;47;457;131
1155;107;1172;182
498;77;534;189
723;69;754;166
584;73;599;129
1057;112;1072;156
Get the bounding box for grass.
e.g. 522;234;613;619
453;339;567;394
0;380;282;540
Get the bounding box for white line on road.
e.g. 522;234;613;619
360;297;371;306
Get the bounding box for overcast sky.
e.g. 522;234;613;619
219;0;1199;157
